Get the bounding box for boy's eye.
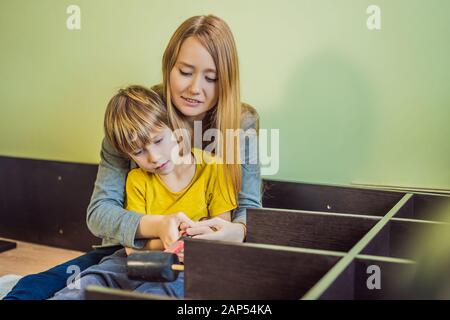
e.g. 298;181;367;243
133;149;143;156
154;138;163;144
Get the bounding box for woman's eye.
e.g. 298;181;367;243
179;69;191;76
154;138;163;144
206;76;217;83
133;150;143;156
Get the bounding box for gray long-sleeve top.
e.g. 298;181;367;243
86;110;262;248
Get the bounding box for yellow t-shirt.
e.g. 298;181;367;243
125;148;237;221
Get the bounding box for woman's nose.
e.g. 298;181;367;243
188;75;201;95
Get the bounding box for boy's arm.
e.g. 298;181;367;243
125;239;164;255
126;171;195;245
124;170;167;254
126;169;169;240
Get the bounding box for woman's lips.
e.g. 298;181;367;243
181;96;202;107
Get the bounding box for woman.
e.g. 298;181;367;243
3;14;261;300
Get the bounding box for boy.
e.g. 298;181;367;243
50;85;236;299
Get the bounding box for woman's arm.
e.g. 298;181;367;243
216;211;231;221
184;113;262;243
233;112;262;224
186;217;246;242
86;137;147;248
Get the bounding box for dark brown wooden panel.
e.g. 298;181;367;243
320;257;416;300
85;286;176;300
184;238;341;299
359;223;391;257
353;258;416;300
362;219;450;260
389;220;450;259
316;261;355;300
262;180;404;216
246;208;379;252
0;156;100;251
0;239;16;253
395;193;450;222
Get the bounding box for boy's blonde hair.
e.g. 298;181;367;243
104;85;172;156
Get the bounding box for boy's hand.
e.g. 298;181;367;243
157;212;195;249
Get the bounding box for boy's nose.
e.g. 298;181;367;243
147;152;160;164
145;148;161;164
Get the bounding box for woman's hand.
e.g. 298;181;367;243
184;217;246;242
156;212;195;249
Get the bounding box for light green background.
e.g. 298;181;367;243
1;0;449;189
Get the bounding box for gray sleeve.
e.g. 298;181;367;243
86;137;146;249
232;115;263;224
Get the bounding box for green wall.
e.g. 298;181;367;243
1;0;449;189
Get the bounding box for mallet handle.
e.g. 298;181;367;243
171;264;185;271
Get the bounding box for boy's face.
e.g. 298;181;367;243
128;126;180;175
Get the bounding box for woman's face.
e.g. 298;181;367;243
169;36;219;121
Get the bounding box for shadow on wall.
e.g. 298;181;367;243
265;51;376;185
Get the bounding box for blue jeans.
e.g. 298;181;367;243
50;248;184;300
2;246;120;300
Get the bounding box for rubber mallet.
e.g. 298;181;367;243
127;251;184;282
126;238;185;282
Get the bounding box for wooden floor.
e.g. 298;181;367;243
0;237;84;277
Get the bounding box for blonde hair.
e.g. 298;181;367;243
104;85;171;156
162;15;243;204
